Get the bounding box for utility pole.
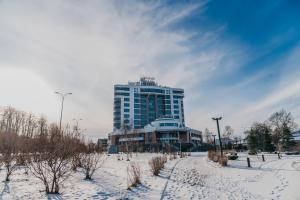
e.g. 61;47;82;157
55;92;72;131
212;134;217;152
212;117;223;157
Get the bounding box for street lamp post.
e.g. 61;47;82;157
212;134;217;152
212;117;223;157
55;91;72;131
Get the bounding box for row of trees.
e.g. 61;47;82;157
0;107;105;194
246;109;297;153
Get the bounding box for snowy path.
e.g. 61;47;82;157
0;153;299;199
160;153;300;200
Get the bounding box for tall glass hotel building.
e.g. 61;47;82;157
113;77;185;131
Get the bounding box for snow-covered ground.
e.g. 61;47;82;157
0;152;299;200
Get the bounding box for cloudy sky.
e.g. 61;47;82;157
0;0;300;140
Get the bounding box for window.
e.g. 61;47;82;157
172;90;184;94
124;108;129;112
140;88;165;93
134;109;140;114
174;105;179;109
160;123;178;127
124;114;130;118
115;87;130;91
114;92;129;96
174;115;180;119
124;103;130;107
173;100;178;104
173;95;182;99
124;98;130;101
174;110;179;114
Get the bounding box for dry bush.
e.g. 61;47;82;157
208;150;228;166
172;153;177;160
29;125;78;194
208;150;216;160
71;154;82;171
0;131;19;181
218;156;228;166
149;156;167;176
127;162;141;189
80;152;105;180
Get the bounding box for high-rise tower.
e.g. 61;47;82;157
113;77;185;131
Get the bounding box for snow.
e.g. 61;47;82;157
0;152;299;199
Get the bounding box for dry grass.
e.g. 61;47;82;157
208;150;228;166
149;156;167;176
127;162;141;189
218;156;228;166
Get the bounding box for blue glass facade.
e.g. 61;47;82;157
113;79;185;131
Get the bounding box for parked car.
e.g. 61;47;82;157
226;151;238;160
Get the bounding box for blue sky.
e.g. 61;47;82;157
0;0;299;139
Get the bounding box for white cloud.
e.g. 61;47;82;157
0;0;249;139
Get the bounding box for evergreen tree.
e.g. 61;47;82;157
281;124;296;151
263;131;275;152
246;129;258;154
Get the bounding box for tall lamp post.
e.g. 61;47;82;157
212;134;217;152
212;117;223;157
55;92;72;131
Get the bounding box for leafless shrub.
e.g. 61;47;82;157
218;156;228;166
127;162;141;189
208;150;227;166
80;152;105;180
72;154;82;171
0;131;19;181
28;125;78;194
173;153;177;160
149;156;167;176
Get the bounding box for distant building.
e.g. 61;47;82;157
109;77;202;152
113;77;185;131
97;138;108;151
292;130;300;141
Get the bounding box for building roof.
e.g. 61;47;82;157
293;130;300;141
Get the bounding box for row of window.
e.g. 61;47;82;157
172;90;184;94
140;88;165;94
115;87;130;91
159;123;178;127
115;92;129;96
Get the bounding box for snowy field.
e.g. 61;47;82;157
0;152;299;200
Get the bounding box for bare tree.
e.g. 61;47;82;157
223;125;234;138
0;131;19;181
204;128;212;143
269;109;297;151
